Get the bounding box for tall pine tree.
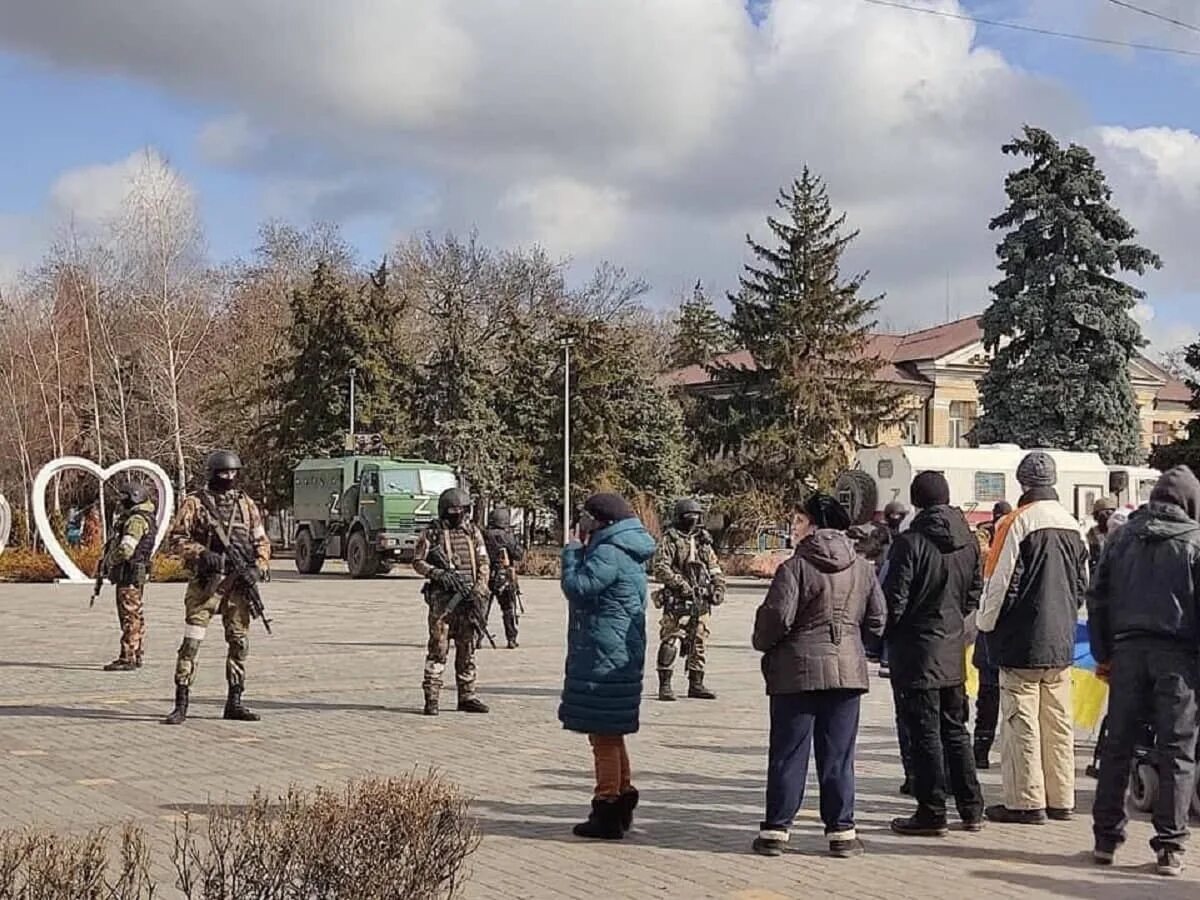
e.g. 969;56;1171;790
669;280;732;368
976;127;1160;463
717;168;899;511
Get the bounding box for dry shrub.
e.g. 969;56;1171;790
628;492;662;540
720;551;787;579
518;548;560;579
0;548;188;583
0;823;154;899
173;773;479;900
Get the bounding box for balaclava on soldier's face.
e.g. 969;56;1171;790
444;506;466;528
210;469;238;493
679;512;701;533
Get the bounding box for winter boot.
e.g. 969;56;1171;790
687;671;717;700
163;685;189;725
457;696;490;714
572;797;624;840
223;684;260;722
618;787;639;832
657;670;676;702
103;658;137;672
423;688;440;717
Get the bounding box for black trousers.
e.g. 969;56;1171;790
975;665;1000;749
895;684;984;824
1093;641;1199;853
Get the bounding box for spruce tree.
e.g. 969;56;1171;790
719;168;899;509
669;281;732;368
352;258;418;453
975;126;1160;463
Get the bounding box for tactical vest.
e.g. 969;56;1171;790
113;507;156;586
196;489;256;563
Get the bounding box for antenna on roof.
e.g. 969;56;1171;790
945;272;951;324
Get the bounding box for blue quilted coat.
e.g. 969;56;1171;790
558;518;657;736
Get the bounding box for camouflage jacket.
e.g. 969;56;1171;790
169;489;271;572
1086;526;1107;570
412;522;489;603
652;527;725;604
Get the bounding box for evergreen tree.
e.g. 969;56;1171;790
1149;337;1200;473
669;281;732;368
352;258;419;453
715;168;899;512
975;126;1160;463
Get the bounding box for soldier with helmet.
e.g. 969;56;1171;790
483;506;526;649
163;450;271;726
412;487;490;716
1087;495;1119;570
652;498;726;701
100;481;158;671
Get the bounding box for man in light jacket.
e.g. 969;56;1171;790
977;451;1089;825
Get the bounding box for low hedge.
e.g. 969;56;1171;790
0;547;190;584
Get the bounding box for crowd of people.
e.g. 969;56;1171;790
556;451;1199;878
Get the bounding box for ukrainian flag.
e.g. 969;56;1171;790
965;621;1107;731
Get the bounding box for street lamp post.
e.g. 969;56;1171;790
561;337;575;545
349;367;357;439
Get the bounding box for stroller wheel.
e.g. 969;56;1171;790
1129;762;1158;813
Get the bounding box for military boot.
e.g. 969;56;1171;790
687;671;717;700
223;685;260;722
657;670;676;701
423;687;440;716
163;685;189;725
103;658;137;672
458;696;490;714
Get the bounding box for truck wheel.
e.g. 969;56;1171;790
295;531;326;575
347;531;377;579
834;470;879;526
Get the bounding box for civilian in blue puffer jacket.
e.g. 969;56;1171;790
559;492;657;841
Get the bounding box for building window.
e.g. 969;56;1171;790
901;411;922;445
949;401;977;448
974;471;1006;503
1152;421;1172;446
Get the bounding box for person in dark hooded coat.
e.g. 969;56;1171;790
1087;465;1200;877
882;471;985;836
751;493;885;860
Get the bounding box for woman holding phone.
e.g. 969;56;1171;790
558;492;657;840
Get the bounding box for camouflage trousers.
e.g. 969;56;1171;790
173;578;252;688
114;585;145;664
657;610;710;674
423;608;478;701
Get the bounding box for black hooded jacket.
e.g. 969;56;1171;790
1087;466;1200;664
882;505;982;689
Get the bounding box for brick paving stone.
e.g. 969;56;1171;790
0;568;1197;898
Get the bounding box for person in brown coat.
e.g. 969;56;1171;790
751;492;886;860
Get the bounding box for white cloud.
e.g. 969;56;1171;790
0;0;1197;336
48;152;143;225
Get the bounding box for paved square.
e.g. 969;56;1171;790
0;567;1196;898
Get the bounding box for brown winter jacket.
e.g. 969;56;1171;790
752;529;886;695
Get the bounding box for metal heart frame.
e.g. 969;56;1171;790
0;493;10;555
33;457;176;584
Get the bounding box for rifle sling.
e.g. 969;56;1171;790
197;493;245;565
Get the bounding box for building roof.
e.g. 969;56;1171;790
663;313;1190;404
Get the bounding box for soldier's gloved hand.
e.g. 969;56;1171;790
677;583;695;600
431;569;455;590
197;550;224;576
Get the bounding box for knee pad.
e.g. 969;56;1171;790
227;635;250;662
177;636;202;659
657;642;677;670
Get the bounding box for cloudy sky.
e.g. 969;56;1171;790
1;0;1198;349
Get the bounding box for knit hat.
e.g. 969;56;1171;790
1150;466;1200;522
910;471;950;509
992;501;1012;522
1092;495;1118;515
803;492;851;531
1016;451;1057;489
583;492;636;525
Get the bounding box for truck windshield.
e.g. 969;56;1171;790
419;469;458;496
381;471;420;494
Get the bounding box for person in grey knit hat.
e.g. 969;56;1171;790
1016;451;1057;490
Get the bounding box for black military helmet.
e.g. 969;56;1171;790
117;481;150;506
438;487;472;519
673;498;703;519
206;449;242;475
487;507;511;529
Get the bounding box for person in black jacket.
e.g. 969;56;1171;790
1087;466;1200;877
883;471;985;836
483;507;526;649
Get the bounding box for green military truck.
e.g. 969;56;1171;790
292;456;459;578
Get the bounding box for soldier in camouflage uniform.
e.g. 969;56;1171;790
101;482;158;671
483;507;526;649
413;487;490;716
163;450;271;726
652;498;725;701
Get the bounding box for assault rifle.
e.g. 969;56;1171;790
426;543;496;649
90;520;122;608
197;496;273;634
679;560;717;663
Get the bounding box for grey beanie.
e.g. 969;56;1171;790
1017;451;1057;489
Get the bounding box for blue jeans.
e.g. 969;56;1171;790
762;690;860;837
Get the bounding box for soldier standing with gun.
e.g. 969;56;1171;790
163;450;272;726
652;498;725;701
413;487;491;716
95;482;158;672
483;507;526;649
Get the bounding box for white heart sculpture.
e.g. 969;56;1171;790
0;493;10;556
33;457;175;584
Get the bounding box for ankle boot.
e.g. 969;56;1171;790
657;670;676;701
572;797;624;840
223;684;260;721
163;685;189;725
618;787;639;832
423;688;440;716
973;739;992;770
687;671;717;700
